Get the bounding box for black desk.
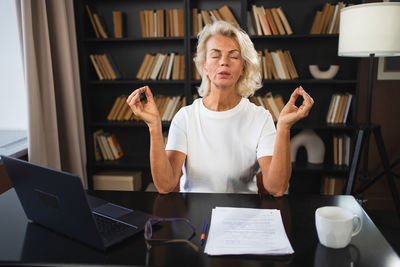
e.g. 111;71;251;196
1;188;399;266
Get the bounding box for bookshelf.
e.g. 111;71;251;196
74;0;361;194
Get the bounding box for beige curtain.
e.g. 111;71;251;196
15;0;87;187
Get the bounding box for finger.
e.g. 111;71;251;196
127;87;146;104
128;90;144;111
288;86;301;105
144;86;155;103
299;87;314;105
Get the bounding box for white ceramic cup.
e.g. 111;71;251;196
315;206;362;249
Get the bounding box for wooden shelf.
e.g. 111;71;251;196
292;162;349;176
88;80;186;86
85;37;184;42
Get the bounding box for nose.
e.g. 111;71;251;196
219;55;229;66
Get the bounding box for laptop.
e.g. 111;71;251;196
1;155;154;251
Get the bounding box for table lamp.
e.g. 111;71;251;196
338;2;400;216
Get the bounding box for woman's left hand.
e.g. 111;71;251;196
277;86;314;130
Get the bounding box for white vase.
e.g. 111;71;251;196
290;129;325;164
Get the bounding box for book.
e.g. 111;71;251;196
256;6;271;35
150;53;166;80
283;51;298;79
201;10;213;25
139;10;146;37
310;11;323;34
271;51;286;80
274;94;285;112
108;134;124;159
329;94;341;124
107;96;123;121
93;129;104;161
85;5;100;38
277;50;291;80
93;171;142;191
326;94;336;124
333;94;346;124
265;9;279;35
218;5;239;28
93;12;108;38
323;176;345;195
112;95;128;121
104;53;122;80
251;5;262;35
271;8;286;35
179;54;185;80
192;8;199;36
172;54;181;80
342;94;353;124
328;4;339;34
136;54;151;80
276;7;292;35
89;54;104;80
112;11;123;38
166;53;175;80
265;92;281;121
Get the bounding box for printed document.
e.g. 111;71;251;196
204;207;294;255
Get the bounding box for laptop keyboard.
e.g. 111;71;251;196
93;213;134;242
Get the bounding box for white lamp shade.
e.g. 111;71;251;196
338;2;400;57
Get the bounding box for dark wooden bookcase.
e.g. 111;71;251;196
74;0;361;193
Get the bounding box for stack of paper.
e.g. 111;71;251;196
204;207;294;255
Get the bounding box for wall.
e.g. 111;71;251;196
356;58;400;211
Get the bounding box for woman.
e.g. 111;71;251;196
127;21;313;196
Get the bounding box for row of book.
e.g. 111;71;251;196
93;129;124;161
139;9;184;38
249;6;293;36
258;49;298;80
310;2;353;35
333;135;351;167
326;93;352;124
191;5;240;36
89;53;121;80
107;95;186;122
249;92;285;122
322;176;345;195
85;5;123;38
136;53;185;81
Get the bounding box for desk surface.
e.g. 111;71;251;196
1;189;399;267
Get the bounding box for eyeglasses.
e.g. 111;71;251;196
144;217;198;252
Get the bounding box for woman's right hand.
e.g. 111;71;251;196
127;86;161;128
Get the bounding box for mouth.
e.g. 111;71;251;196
217;71;231;77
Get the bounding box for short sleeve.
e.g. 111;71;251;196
256;111;276;158
165;108;188;155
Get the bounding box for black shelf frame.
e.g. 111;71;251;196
75;0;361;193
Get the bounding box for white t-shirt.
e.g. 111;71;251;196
165;98;276;193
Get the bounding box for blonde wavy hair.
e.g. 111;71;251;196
193;21;262;98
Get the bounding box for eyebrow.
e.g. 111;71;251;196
209;49;240;54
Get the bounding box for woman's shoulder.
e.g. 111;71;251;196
172;98;202;120
242;98;271;117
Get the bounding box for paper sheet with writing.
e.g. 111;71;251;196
204;207;294;255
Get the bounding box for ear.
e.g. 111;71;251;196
203;64;209;76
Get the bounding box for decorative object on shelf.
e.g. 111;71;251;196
309;65;339;79
290;129;325;164
338;2;400;216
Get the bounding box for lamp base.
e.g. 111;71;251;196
346;124;400;217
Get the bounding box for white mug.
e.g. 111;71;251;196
315;206;362;249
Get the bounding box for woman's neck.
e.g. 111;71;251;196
202;89;242;111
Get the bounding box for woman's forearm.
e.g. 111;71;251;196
148;123;178;194
265;126;292;196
